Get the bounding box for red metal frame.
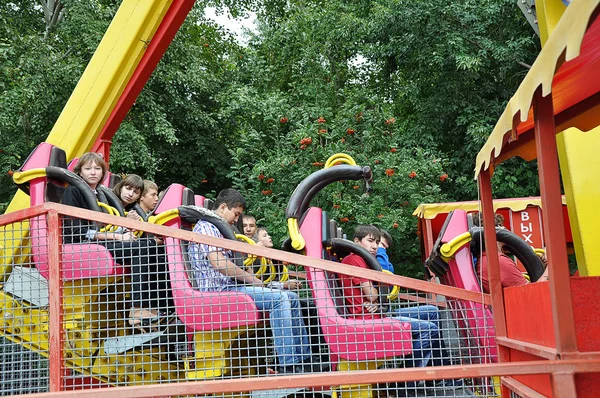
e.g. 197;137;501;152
13;360;600;398
533;89;578;354
47;210;63;392
472;86;594;396
532;88;579;397
479;169;511;396
3;200;599;396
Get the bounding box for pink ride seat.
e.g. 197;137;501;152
22;143;122;280
301;207;412;364
438;210;497;362
157;184;261;331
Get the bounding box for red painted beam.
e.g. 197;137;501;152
92;0;196;160
47;210;63;392
533;88;578;355
502;377;546;398
479;169;511;397
496;336;557;360
16;360;600;398
533;87;578;398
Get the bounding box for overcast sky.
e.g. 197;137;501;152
205;7;257;44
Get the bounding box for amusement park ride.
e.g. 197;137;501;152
1;0;600;397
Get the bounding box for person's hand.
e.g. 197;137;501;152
121;232;137;241
284;279;302;290
126;210;142;221
363;302;380;314
155;236;164;245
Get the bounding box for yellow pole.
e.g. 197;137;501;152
1;0;172;277
556;127;600;276
535;0;568;47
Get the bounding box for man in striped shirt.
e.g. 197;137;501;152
189;188;323;374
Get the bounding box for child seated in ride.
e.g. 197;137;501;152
252;226;326;361
339;225;461;387
188;189;325;374
62;153;170;332
241;214;257;238
253;227;301;290
376;228;395;274
138;180;159;215
113;174;144;221
472;213;548;293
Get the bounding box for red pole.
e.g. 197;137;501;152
479;169;511;396
532;88;578;396
47;210;63;392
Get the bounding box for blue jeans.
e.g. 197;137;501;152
389;305;446;368
226;285;311;367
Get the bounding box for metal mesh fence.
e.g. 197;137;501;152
1;209;504;397
1;219;51;396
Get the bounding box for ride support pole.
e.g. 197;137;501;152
47;210;64;392
533;87;578;397
479;168;511;397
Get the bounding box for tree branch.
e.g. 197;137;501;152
43;0;65;40
516;60;532;69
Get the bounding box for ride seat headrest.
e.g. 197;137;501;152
178;206;236;240
203;199;214;210
106;173;122;189
182;188;195;206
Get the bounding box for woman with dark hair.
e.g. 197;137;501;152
113;174;144;221
62;153;168;332
113;174;144;206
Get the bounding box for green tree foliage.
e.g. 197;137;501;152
223;0;541;275
1;0;115;211
1;0;542;277
0;1;253;211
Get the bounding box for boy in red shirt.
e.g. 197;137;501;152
472;213;548;293
339;225;459;388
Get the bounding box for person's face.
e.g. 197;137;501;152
355;234;380;256
120;185;141;205
79;161;103;189
380;237;389;249
243;217;257;238
218;204;244;225
257;230;273;248
139;188;159;212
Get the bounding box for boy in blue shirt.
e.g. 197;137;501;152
376;229;395;273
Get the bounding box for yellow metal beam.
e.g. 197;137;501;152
557;127;600;276
536;0;568;47
2;0;172;276
46;0;172;159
